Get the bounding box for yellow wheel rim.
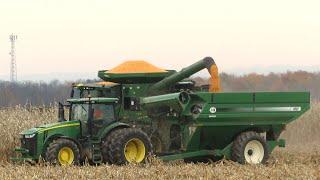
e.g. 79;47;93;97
58;147;74;165
124;138;146;163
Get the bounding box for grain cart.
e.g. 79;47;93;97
12;57;310;165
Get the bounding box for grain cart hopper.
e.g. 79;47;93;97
12;57;310;165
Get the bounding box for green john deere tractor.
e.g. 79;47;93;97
12;57;310;165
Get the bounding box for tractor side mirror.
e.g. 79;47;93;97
58;102;66;122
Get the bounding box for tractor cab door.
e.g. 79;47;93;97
90;103;116;135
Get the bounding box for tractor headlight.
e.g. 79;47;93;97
24;134;36;139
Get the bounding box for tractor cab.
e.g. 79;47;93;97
60;97;119;136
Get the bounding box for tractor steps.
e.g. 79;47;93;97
91;137;103;164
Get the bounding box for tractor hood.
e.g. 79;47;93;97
20;127;39;135
20;120;81;135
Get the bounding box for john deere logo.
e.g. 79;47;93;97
209;107;216;113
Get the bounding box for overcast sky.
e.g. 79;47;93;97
0;0;319;80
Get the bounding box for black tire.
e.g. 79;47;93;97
150;134;162;153
101;130;116;164
45;138;80;165
106;128;152;165
231;131;269;164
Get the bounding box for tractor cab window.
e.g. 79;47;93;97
71;104;115;124
72;88;81;98
91;104;115;133
92;104;115;122
71;104;89;121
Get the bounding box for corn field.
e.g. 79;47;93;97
0;104;319;179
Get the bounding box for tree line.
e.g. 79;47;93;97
0;70;319;107
195;71;320;100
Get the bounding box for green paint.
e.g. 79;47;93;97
160;150;216;161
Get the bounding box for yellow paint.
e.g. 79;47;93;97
209;65;221;92
95;81;117;86
38;123;80;133
76;83;84;87
58;147;74;165
107;60;167;74
124;138;146;163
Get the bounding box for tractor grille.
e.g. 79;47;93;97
20;135;37;156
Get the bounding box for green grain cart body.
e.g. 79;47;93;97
187;91;309;159
141;91;310;161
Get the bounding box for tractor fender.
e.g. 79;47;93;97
42;134;83;156
98;122;130;140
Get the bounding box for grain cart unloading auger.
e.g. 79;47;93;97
12;57;310;165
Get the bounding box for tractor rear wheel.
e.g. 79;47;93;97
101;131;114;164
45;138;80;165
106;128;152;165
231;131;269;164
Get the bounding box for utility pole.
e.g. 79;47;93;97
9;34;18;82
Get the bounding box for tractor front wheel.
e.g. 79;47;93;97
106;128;152;165
45;138;80;165
231;131;269;164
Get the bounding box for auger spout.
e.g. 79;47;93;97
148;57;221;93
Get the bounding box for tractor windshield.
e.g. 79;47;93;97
71;104;89;121
70;103;115;123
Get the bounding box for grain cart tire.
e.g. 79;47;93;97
45;138;80;165
231;131;269;164
107;128;152;165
